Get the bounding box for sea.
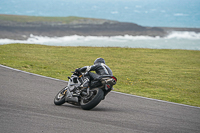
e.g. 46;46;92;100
0;0;200;50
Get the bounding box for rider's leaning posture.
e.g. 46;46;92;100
54;57;117;109
75;58;113;91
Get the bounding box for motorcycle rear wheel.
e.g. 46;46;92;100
54;87;67;105
80;88;104;110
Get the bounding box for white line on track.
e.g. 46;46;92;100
1;64;199;109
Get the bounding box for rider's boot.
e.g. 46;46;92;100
73;78;90;97
79;77;90;89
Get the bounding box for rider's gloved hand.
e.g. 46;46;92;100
75;68;81;73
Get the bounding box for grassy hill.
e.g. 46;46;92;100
0;14;116;25
0;14;166;39
1;14;200;40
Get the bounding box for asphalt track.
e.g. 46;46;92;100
0;65;200;133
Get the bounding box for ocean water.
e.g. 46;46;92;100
0;0;200;50
1;0;200;28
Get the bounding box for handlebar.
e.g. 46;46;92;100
71;71;83;77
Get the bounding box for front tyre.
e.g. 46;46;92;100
54;87;67;105
80;88;104;110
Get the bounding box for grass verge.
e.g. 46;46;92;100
1;43;200;107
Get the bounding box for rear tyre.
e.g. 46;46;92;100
54;87;67;105
80;88;104;110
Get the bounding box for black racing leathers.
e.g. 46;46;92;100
79;63;113;76
77;63;112;89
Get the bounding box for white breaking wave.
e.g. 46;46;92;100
0;31;200;50
166;31;200;39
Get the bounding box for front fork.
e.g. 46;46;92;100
62;86;68;95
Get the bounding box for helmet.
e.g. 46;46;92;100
94;58;105;64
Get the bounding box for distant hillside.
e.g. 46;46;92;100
0;14;199;40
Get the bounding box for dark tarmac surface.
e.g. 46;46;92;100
0;65;200;133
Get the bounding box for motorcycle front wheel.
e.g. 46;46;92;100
80;88;104;110
54;87;67;105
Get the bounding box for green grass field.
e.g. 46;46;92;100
1;44;200;107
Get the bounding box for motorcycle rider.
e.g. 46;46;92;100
75;58;113;90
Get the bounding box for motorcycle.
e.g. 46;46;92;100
54;71;117;110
